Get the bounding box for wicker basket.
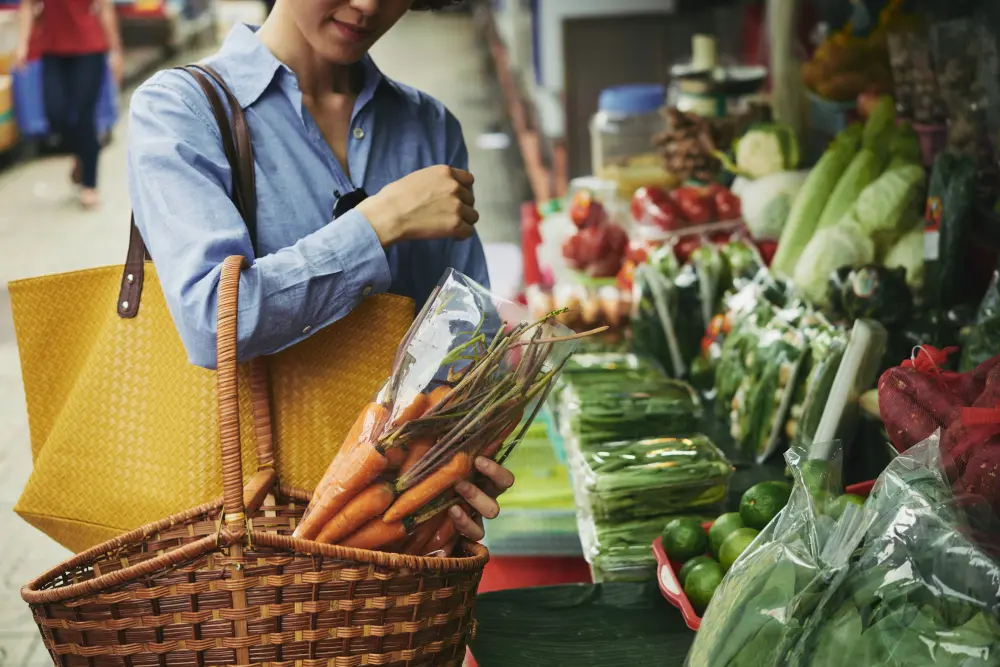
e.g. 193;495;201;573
21;256;489;667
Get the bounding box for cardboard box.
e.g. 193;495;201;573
0;12;17;76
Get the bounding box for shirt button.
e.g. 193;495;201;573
362;285;373;298
353;127;366;140
302;325;312;334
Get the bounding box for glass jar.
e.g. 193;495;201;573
590;84;668;181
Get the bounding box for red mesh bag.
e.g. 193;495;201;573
879;346;1000;516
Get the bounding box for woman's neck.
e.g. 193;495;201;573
256;9;357;98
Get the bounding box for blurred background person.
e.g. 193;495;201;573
12;0;123;208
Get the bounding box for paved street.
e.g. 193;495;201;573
0;5;526;664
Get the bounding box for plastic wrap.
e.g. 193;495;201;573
789;433;1000;666
686;446;870;667
576;435;732;523
787;318;848;450
559;376;702;448
294;269;582;554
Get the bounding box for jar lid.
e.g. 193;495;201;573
598;84;667;114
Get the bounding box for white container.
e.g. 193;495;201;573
590;84;667;179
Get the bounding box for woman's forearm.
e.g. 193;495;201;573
99;0;123;53
17;0;36;49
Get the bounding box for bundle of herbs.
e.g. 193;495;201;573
294;270;600;555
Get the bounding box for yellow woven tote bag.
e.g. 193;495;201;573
10;64;414;552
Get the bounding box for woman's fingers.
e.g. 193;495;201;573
474;456;515;491
449;504;485;541
450;167;475;188
460;204;480;225
455;480;500;519
455;185;475;207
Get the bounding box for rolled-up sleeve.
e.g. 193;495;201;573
127;75;392;369
442;111;490;289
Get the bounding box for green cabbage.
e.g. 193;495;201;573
772;125;863;278
852;164;926;239
883;225;925;291
793;221;876;306
816;149;885;230
730;123;801;180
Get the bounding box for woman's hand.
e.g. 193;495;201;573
448;456;515;541
359;165;480;246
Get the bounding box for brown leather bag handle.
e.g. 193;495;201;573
118;64;258;319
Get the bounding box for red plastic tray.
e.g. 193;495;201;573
653;534;705;631
655;488;875;631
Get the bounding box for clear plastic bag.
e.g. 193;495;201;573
577;435;732;523
686;444;870;667
293;269;581;554
788;432;1000;666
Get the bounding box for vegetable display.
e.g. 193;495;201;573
295;270;590;555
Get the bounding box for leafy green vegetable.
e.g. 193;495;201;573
816;148;885;231
862;96;896;153
793;221;876;307
852;164;926;241
740;171;810;241
883;225;925;292
961;259;1000;371
772;124;863;278
722;123;801;180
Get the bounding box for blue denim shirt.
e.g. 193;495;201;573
127;24;489;369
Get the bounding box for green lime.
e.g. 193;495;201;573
683;560;726;614
719;527;760;571
662;517;709;563
678;555;716;587
740;481;792;530
799;460;832;497
826;493;866;520
708;512;745;558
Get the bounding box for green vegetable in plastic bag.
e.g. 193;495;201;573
772;125;863;278
838;265;913;325
924;151;977;311
786;322;848;450
961;259;1000;371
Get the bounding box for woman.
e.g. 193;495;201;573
14;0;123;208
127;0;507;542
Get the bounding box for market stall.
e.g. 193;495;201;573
472;0;1000;663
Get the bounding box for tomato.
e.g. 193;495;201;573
633;186;686;230
711;186;742;221
570;190;607;229
617;260;637;290
673;236;702;264
671;187;712;225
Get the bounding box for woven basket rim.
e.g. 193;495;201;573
21;485;490;605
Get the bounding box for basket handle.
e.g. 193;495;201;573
217;255;257;530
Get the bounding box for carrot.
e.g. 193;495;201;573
389;392;429;430
314;482;396;545
383;451;473;523
340;516;409;551
402;509;449;555
422;512;459;554
426;385;452;410
385;446;407;470
295;441;389;540
400;437;434;475
306;402;388;507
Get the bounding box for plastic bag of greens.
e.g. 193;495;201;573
631;263;684;376
788;432;1000;666
559;375;702;449
961;259;1000;371
685;445;870;667
730;312;809;462
576;435;732;523
786;317;848;450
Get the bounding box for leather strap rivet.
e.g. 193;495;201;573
126;274;134;283
121;301;129;310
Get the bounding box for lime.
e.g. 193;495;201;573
798;460;832;497
719;527;760;572
826;493;866;520
683;560;726;614
708;512;745;558
678;555;715;586
662;517;709;563
740;481;792;530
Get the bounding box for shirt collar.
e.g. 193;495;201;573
216;24;387;111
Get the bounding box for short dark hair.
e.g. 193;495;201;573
411;0;462;9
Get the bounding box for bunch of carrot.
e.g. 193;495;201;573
292;313;599;555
